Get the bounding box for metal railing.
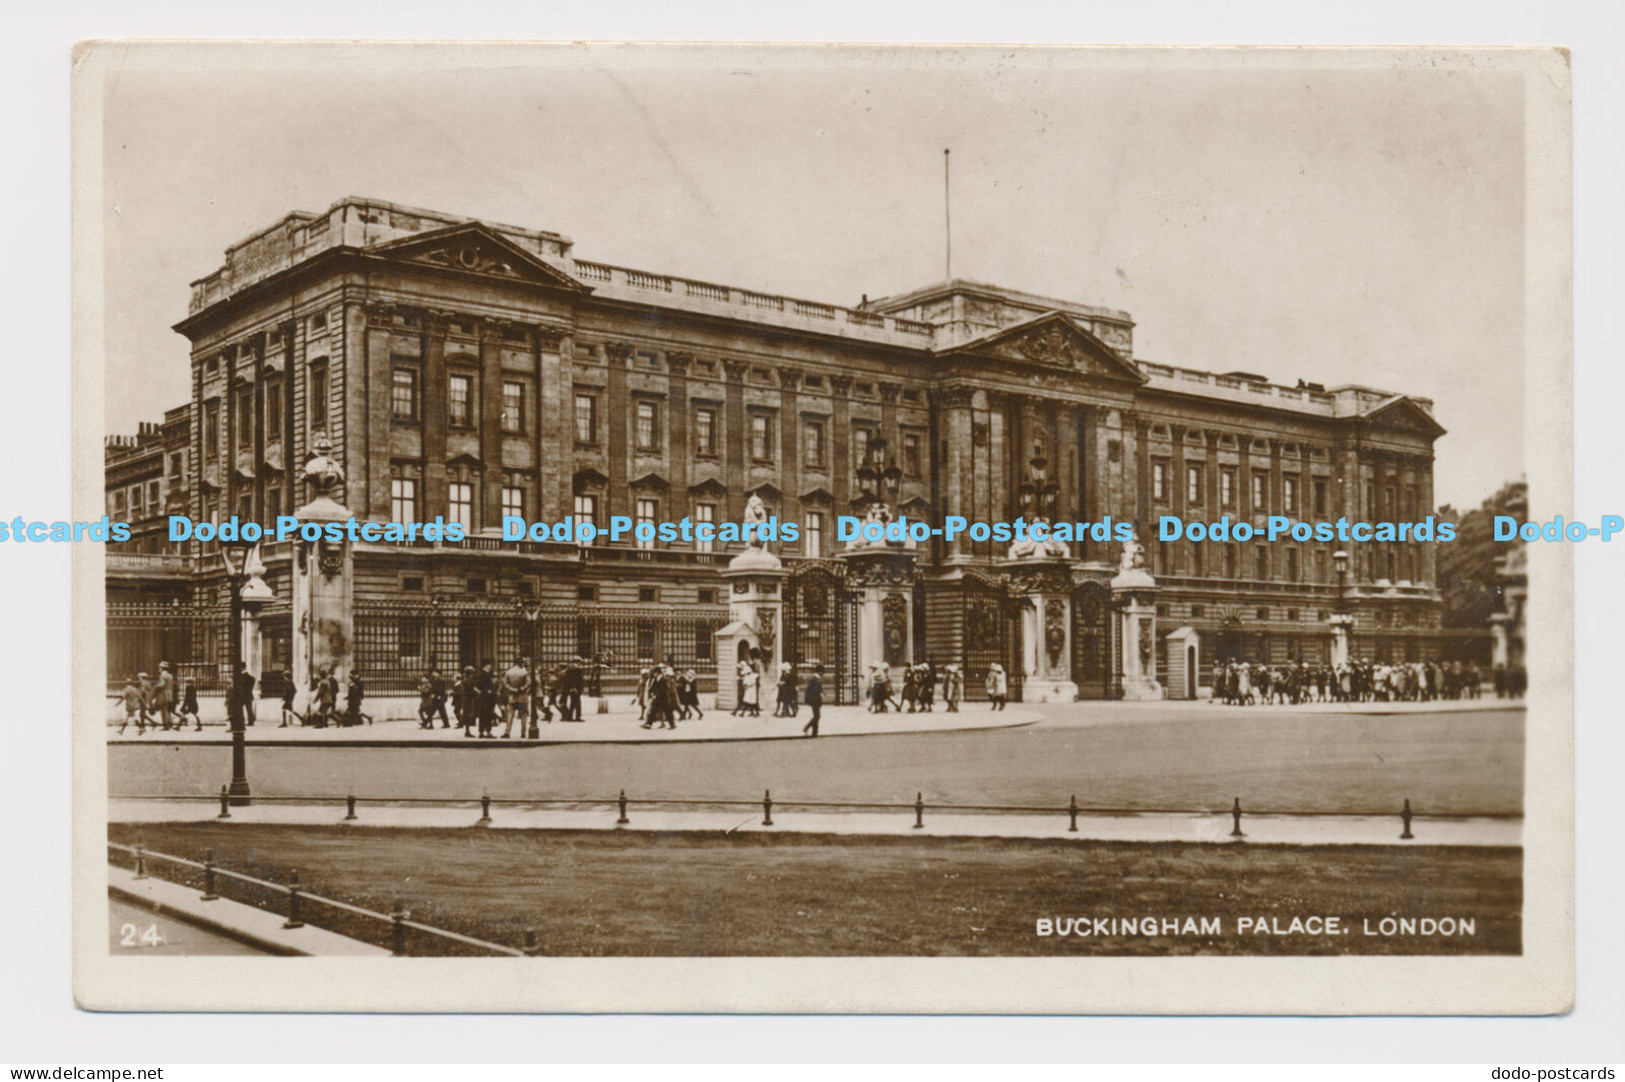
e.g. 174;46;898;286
108;840;534;957
110;788;1517;842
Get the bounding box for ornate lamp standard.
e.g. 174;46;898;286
1329;548;1354;667
220;537;269;806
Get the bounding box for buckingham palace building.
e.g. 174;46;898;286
106;196;1450;703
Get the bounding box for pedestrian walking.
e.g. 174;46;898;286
155;662;177;730
343;671;365;726
136;671;155;731
180;677;201;730
985;662;1007;711
677;667;703;720
943;663;963;712
500;657;531;738
119;675;145;735
802;664;824;737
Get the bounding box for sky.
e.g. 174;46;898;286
96;45;1527;511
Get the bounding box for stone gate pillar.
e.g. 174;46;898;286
839;505;917;688
290;434;355;710
713;494;786;712
1000;550;1078;703
1112;536;1162;700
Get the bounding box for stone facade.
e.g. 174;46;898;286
110;196;1448;698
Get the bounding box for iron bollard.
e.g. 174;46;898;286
616;789;630;826
200;849;219;901
283;870;305;929
217;785;231;819
1068;794;1079;833
761;789;774;827
913;793;925;830
132;843;148;880
1401;798;1415;840
523;929;540;957
477;792;492;826
344;794;357;821
1230;798;1245;839
391;900;407;956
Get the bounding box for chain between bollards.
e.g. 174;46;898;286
477;792;492;826
616;789;629;826
761;789;774;827
1401;798;1415;840
1067;794;1079;833
283;869;305;929
216;785;231;819
344;794;357;821
200;848;219;901
391;899;407;956
1230;798;1245;839
913;793;925;829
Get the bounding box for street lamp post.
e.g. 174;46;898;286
219;538;268;806
1330;548;1353;668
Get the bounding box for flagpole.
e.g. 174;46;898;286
943;148;952;280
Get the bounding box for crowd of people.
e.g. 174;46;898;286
411;654;609;738
1209;658;1491;705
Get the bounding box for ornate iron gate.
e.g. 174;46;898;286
1071;579;1116;700
961;568;1016;701
783;560;857;704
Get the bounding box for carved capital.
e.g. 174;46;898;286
827;374;853;396
932;386;975;410
985;390;1011;411
877;381;901;404
479;317;512;342
722;359;750;382
534;324;568;350
605;341;636;363
666;350;695;375
363;300;398;324
778;366;803;391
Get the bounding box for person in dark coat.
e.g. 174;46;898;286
560;657;584;722
180;678;202;731
802;664;824;737
476;660;498;737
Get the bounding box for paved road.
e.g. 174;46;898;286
108;702;1523;816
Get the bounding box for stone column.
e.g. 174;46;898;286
840;540;916;685
1112;557;1162;700
1001;556;1077;702
290;435;355;710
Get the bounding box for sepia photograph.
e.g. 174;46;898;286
70;41;1573;1015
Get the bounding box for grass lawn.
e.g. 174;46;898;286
108;823;1521;957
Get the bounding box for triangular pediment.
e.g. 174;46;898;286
371;223;589;293
942;312;1147;383
572;467;609;491
799;486;835;504
1359;395;1447;438
630;471;670;492
687;477;728;498
747;482;783;502
445;452;485;470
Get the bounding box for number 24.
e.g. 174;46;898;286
118;922;164;948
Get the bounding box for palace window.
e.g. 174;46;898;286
448;482;473;532
1187;464;1203;504
635;497;658;551
1220;467;1235;509
635;401;660;452
805;511;824;558
574;394;598;445
1252;471;1268;512
392;367;418;422
1190;542;1205;576
309;362;329;429
853;426;872;470
203;399;220;458
265;381;283;438
573;494;598;546
902;431;922;477
1285;547;1299;582
750;413;774;462
1284;475;1299;515
1255;546;1269;580
803;419;827;469
448;374;473;428
236;388;253;449
501;485;524;522
694;407;717;457
391;477;416;523
694;502;716;553
638;586;659;603
1152;460;1168;502
501;381;525;434
267;486;282;521
1313;478;1328;517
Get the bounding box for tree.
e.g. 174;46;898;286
1435;479;1526;628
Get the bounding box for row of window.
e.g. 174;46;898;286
391;369;527;433
1151;462;1328;518
108;480;163;519
388;477;832;556
1150;540;1423;583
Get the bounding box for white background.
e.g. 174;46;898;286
2;0;1621;1065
